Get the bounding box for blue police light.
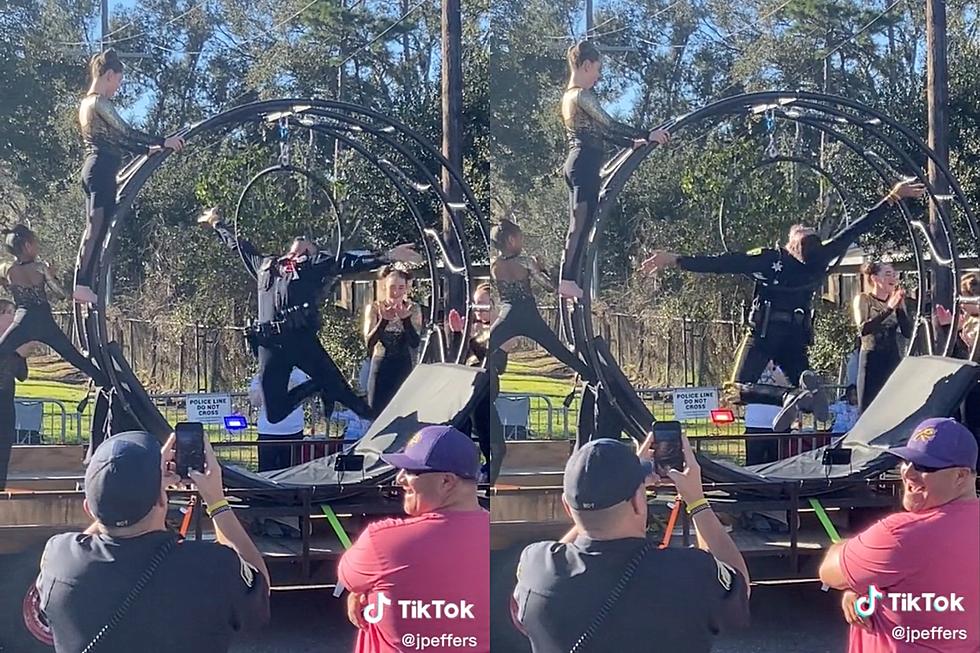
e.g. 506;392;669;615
224;415;248;431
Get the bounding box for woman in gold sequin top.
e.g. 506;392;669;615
75;49;185;305
852;262;912;410
559;40;669;299
364;267;423;412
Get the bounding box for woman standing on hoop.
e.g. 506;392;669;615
560;40;669;299
76;49;185;304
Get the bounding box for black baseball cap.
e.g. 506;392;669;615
564;439;654;511
84;431;163;528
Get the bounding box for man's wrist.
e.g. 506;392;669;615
680;491;706;505
200;491;227;507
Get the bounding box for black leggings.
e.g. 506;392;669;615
367;354;412;413
0;306;105;385
473;362;506;484
857;347;901;411
730;324;810;406
78;153;121;287
0;375;15;491
259;334;373;425
490;301;593;381
561;146;602;282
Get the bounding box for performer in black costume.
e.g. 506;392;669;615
853;262;913;410
642;179;925;427
449;284;509;484
0;299;30;491
489;220;594;382
364;267;423;413
0;226;107;387
76;49;184;305
560;40;669;299
199;208;421;423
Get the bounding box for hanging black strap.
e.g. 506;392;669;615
80;536;178;653
569;540;656;653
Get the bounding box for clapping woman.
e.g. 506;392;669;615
364;267;423;412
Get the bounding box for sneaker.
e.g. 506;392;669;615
772;391;805;432
798;370;829;422
73;285;98;305
558;279;583;299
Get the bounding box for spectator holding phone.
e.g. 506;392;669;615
36;431;270;653
819;418;979;653
512;433;750;652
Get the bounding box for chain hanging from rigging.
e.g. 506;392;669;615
278;116;291;167
764;109;778;158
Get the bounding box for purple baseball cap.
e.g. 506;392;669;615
890;418;979;471
381;425;480;480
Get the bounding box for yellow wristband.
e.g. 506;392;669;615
206;498;230;516
685;498;709;514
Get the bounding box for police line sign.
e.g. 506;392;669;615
672;387;719;420
185;394;232;424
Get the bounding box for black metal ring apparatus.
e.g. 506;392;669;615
72;98;489;446
563;91;980;445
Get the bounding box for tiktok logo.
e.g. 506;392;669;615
363;592;393;624
855;585;885;618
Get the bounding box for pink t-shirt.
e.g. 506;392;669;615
337;510;490;653
840;498;980;653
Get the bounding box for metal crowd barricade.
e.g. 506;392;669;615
497;392;568;440
148;392;363;470
12;398;77;444
632;384;851;466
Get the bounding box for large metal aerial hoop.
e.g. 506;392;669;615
562;90;980;442
72;98;489;443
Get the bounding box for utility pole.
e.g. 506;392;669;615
442;0;465;322
335;0;346;184
585;0;594;34
101;0;109;49
926;0;951;312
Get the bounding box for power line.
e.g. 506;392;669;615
719;0;796;40
143;0;327;58
231;0;323;49
823;0;903;59
54;2;207;48
339;0;428;66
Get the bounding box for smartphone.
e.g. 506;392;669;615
652;421;685;476
174;422;206;479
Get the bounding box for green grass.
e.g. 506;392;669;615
499;350;753;445
500;355;577;401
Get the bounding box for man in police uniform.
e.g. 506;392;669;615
512;434;750;652
199;207;422;425
642;179;926;430
36;431;270;653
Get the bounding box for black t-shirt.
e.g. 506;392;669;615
513;536;750;653
37;530;270;653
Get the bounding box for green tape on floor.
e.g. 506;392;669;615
809;498;842;543
321;504;353;549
